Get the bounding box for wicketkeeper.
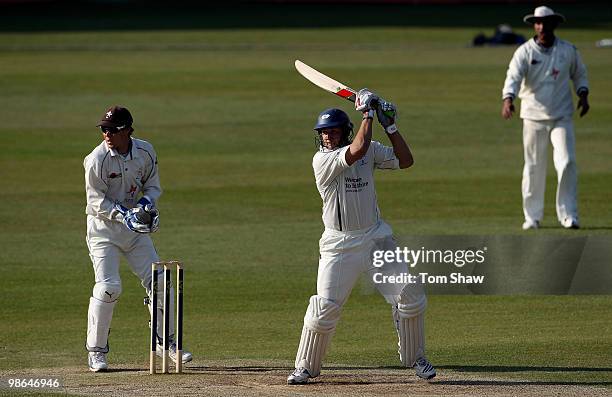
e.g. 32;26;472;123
287;90;436;384
84;105;192;371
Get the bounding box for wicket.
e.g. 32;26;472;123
149;260;184;374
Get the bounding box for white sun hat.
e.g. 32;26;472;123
523;6;566;25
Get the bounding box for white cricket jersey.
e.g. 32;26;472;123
313;141;399;232
84;138;161;222
502;37;589;121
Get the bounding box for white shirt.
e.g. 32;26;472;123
313;141;399;232
502;37;589;121
84;138;161;222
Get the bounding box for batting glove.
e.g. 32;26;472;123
376;100;398;134
355;88;378;112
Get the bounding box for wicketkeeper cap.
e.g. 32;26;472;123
97;105;134;129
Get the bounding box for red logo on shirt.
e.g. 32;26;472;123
552;68;560;80
127;185;137;198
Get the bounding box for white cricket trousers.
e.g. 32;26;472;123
86;216;159;292
317;220;423;306
293;220;427;375
522;117;578;224
85;215;160;352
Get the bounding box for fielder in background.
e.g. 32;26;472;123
287;90;436;385
84;105;192;371
502;6;590;230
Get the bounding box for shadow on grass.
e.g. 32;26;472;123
188;364;612;373
434;380;612;386
105;367;143;373
188;365;288;372
536;225;612;231
313;379;416;386
183;364;612;386
439;364;612;373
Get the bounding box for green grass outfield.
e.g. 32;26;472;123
0;18;611;391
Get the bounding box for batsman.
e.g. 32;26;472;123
287;90;436;384
83;105;192;371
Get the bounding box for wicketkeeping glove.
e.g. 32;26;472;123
123;207;153;233
355;88;378;112
114;203;159;233
143;204;160;233
135;196;159;233
376;100;398;134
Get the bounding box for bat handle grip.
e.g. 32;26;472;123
372;98;396;119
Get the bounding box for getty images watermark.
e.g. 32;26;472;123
371;246;488;285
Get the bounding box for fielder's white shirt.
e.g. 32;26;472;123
502;37;589;121
84;138;161;222
313;141;399;232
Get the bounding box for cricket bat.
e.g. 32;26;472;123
295;60;391;116
294;60;357;103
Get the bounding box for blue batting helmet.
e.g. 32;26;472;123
313;108;354;149
313;108;353;131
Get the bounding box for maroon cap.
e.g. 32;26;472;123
97;105;133;128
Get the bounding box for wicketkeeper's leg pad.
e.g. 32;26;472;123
86;297;116;353
147;284;175;344
294;295;341;377
393;287;427;367
93;281;122;303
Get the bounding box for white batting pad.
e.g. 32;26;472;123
394;295;427;367
86;297;116;353
294;295;341;377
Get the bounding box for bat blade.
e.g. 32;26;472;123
295;60;356;102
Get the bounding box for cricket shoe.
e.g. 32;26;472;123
88;352;108;372
413;357;436;380
156;341;193;364
522;220;540;230
562;218;580;229
287;367;312;385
